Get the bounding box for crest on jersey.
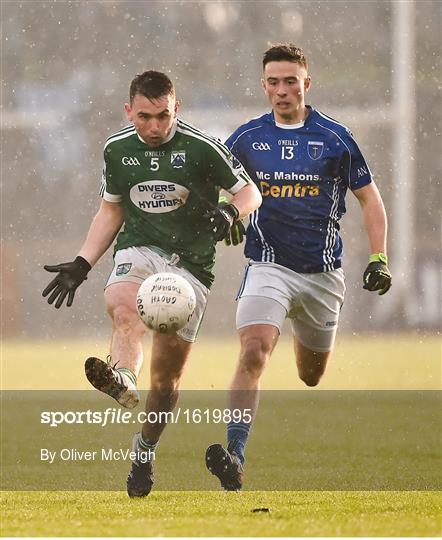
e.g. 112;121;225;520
116;263;132;276
229;153;242;170
171;151;186;168
307;141;324;160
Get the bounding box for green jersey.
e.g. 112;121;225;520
100;118;251;288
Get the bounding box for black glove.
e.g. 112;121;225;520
42;256;91;308
204;203;239;242
363;254;392;295
225;220;246;246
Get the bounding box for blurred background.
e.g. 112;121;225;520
2;0;441;341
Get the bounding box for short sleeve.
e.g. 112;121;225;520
206;138;252;194
99;146;123;203
225;129;248;169
340;131;373;190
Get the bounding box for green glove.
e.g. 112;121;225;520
218;195;246;246
225;220;246;246
363;253;392;295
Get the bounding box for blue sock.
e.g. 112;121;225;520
227;421;251;464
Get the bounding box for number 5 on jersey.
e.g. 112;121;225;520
150;157;160;171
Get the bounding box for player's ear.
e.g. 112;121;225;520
261;77;266;93
304;76;312;93
174;99;180;116
124;102;132;121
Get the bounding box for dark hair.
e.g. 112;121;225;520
129;70;175;103
263;43;308;71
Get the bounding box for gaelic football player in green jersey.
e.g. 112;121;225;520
42;70;262;497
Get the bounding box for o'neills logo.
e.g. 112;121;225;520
130;181;190;213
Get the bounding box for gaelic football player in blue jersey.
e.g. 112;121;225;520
206;44;392;491
42;71;261;497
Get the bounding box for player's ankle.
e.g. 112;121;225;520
227;438;245;464
227;420;250;464
116;367;137;386
136;433;157;461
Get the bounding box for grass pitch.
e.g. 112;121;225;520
1;491;441;537
1;335;441;536
2;333;441;391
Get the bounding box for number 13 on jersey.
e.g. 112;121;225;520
281;146;295;160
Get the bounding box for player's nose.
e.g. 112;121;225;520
148;119;160;132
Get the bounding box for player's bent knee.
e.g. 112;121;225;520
239;336;272;376
300;374;321;387
150;375;180;395
241;333;274;356
298;359;328;386
111;304;145;334
241;355;266;378
297;353;330;387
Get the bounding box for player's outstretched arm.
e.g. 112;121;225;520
77;200;124;267
353;183;392;295
43;200;124;308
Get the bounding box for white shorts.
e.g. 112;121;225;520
106;246;209;342
236;261;346;352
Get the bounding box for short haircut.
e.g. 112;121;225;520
129;70;175;103
262;43;308;71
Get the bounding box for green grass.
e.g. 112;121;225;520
1;491;441;537
2;391;440;491
1;336;441;536
2;334;441;390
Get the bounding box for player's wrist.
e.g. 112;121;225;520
368;252;388;265
74;256;92;274
222;203;239;222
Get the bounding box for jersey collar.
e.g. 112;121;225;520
270;106;314;129
136;118;178;146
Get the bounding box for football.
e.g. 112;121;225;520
136;272;196;333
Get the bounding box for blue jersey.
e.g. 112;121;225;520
225;106;372;273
